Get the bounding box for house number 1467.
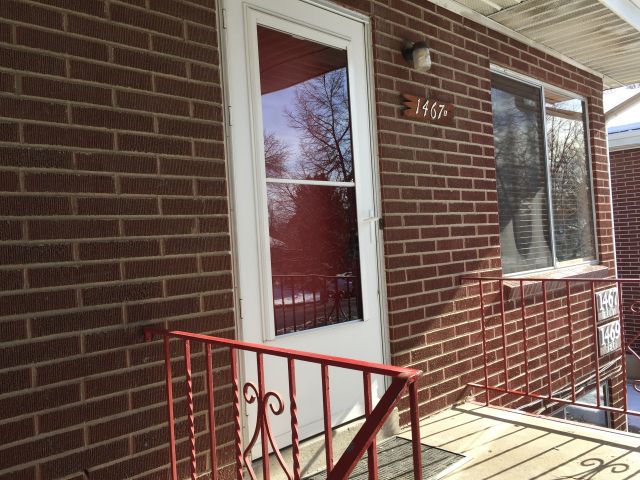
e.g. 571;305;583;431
416;98;448;120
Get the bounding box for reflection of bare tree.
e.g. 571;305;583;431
492;90;551;272
264;131;289;178
286;69;353;182
546;112;595;261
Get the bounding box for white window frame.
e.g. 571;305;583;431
491;65;600;276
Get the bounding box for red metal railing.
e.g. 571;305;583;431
144;328;423;480
271;274;362;335
461;276;640;424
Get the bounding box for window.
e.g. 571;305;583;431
491;72;596;275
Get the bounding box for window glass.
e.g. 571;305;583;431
491;74;553;274
257;26;362;335
545;91;596;262
491;72;596;274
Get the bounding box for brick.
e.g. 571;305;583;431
68;14;148;48
0;146;74;169
152;35;217;63
0;46;66;76
158;117;221;139
82;281;163;305
0;269;23;290
166;273;232;296
70;60;152;90
0;170;19;192
37;350;127;385
29;263;120;288
0;418;34;446
39;394;128;433
118;134;191;155
73;106;154;132
161;198;227;215
0;289;77;316
149;0;216;25
127;297;200;322
0;71;15;92
0;195;71;216
160;158;226;177
116;91;190;116
120;176;193;196
78;240;160;260
2;0;64;29
0;429;84;471
23;124;113;149
187;23;217;45
110;3;183;37
1;336;79;369
16;26;109;61
113;47;187;76
22;76;112;106
155;76;218;101
0;384;80;420
75;152;157;174
124;256;198;279
165;235;229;254
39;439;129;480
77;197;158;216
43;315;126;351
123;218;196;236
25;172;115;193
0;122;19;142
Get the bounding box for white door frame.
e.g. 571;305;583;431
218;0;392;447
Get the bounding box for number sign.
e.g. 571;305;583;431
402;94;454;125
597;320;621;356
595;287;618;321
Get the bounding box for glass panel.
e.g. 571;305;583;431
258;25;354;183
267;183;362;335
491;73;553;274
545;91;596;262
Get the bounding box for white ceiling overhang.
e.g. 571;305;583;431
430;0;640;89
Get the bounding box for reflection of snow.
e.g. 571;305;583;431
273;291;320;306
627;383;640;433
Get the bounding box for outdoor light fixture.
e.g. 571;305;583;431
402;41;432;72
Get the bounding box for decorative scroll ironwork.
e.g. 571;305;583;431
242;382;293;480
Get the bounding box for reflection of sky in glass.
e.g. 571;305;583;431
546;98;583;113
262;86;302;168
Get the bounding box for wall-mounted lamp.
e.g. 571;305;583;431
402;41;432;72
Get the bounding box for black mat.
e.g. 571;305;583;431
304;437;465;479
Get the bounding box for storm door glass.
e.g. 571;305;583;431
257;26;363;335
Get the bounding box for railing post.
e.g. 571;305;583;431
321;364;333;473
206;344;219;480
363;372;378;480
288;358;301;480
541;282;553;400
478;279;489;405
230;348;244;480
409;379;423;480
184;340;197;480
163;336;178;480
590;282;602;408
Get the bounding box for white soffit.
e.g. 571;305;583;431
437;0;640;89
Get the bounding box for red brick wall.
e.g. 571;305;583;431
611;147;640;346
0;1;234;479
331;0;614;422
0;0;615;479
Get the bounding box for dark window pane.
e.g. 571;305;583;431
258;25;354;183
492;73;553;274
267;184;362;335
545;92;596;262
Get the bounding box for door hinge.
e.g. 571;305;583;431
222;8;227;29
378;216;385;230
238;297;243;319
227;105;232;126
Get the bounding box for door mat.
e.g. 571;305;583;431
303;436;465;479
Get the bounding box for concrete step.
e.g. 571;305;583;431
251;409;399;480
